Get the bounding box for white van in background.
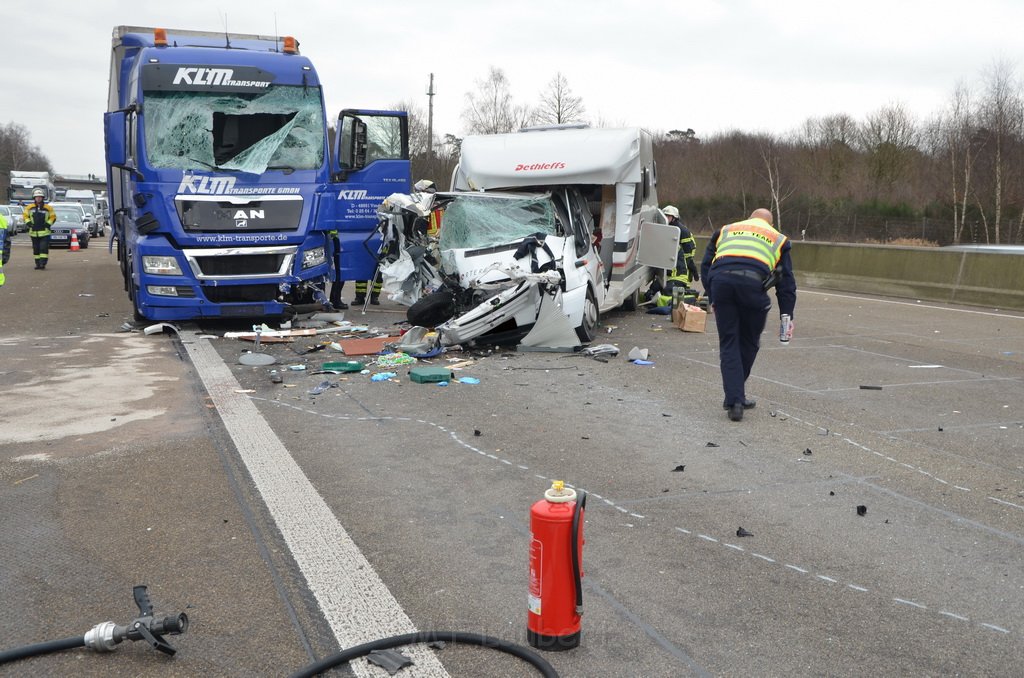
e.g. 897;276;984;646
64;189;102;236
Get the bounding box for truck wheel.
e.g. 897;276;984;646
576;287;599;343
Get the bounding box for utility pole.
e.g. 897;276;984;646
427;73;435;161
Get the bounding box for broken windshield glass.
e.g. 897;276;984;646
439;194;558;250
143;85;325;174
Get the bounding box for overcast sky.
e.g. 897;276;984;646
5;0;1024;175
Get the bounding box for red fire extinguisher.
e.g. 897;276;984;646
528;480;587;651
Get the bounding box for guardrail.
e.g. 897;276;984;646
695;237;1024;311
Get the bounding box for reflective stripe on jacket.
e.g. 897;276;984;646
711;217;787;269
24;204;56;234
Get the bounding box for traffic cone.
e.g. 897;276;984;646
70;231;80;252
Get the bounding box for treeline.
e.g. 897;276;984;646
410;62;1024;246
0;122;52;192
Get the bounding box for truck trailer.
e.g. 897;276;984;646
8;171;56;203
105;26;409;320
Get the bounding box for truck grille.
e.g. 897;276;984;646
193;253;287;276
202;285;279;303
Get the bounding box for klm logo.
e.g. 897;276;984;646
178;176;236;195
338;190;369;200
172;67;271;88
173;68;234;86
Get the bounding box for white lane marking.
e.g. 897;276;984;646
181;332;448;677
980;623;1010;634
751;553;775;563
785;564;808;574
894;598;927;610
847;584;869;592
698;534;719;543
724;543;745;552
675;527;691;535
989;496;1024;512
816;575;838;583
801;289;1024;319
940;611;969;622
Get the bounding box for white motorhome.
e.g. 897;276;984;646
375;126;678;347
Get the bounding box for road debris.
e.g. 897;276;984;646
856;505;867;516
859;385;883;390
736;527;754;538
672;465;686;472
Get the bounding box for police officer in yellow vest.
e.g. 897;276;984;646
0;210;10;287
23;188;56;270
701;208;796;421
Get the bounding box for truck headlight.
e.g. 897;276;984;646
142;255;183;275
302;246;326;269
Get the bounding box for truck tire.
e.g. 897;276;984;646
408;289;457;327
575;287;599;343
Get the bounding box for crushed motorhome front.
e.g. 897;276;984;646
374;126;679;347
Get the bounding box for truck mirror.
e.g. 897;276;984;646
105;111;127;167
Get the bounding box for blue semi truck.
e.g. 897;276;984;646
104;26;409;320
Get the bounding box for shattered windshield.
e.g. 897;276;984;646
439;194;558;250
143;85;325;174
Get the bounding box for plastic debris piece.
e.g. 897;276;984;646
803;448;813;456
366;649;414;676
410;366;453;383
371;372;398;382
287;364;307;371
631;359;655;366
736;527;754;538
581;343;620;358
322;361;364;373
859;385;883;390
144;322;180;336
270;370;283;384
672;464;686;472
474;430;482;436
705;442;720;448
377;352;417;368
938;426;944;432
457;376;481;385
829;491;835;496
308;380;332;395
410;346;445;359
239;352;277;366
627;346;649;361
856;505;867;516
436;381;449;387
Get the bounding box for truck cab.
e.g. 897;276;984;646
104;26;408;321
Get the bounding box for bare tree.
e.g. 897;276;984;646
858;102;919;197
390;100;430;157
462;67;534;135
756;133;795;229
977;60;1022;243
535;72;586;126
932;82;983;244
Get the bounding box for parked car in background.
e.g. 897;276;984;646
49;205;91;248
51;202;95;238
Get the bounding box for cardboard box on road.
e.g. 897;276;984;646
673;304;707;333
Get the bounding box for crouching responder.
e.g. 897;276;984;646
648;205;699;307
23;188;56;270
0;209;10;287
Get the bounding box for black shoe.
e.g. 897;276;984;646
728;402;744;422
370;296;380;306
331;300;349;310
353;295;366;305
723;399;756;410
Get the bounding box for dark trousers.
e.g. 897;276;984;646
710;273;771;406
30;234;50;267
329;235;344;307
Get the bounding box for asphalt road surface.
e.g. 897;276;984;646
2;233;1022;677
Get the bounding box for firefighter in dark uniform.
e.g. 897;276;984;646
647;205;700;307
353;278;381;306
327;229;348;310
701;208;796;422
23;188;56;270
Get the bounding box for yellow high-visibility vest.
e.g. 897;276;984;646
712;218;787;268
